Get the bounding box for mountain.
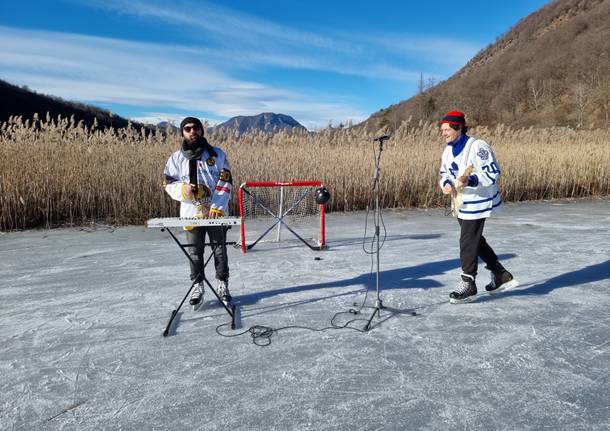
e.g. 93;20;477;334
364;0;610;130
212;113;307;133
0;78;153;132
156;121;179;132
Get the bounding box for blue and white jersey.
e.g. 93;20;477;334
439;135;502;220
164;146;232;218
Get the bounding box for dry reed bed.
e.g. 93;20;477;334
1;115;609;230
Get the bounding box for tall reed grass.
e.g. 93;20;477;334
1;114;608;230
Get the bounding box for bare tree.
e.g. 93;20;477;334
572;82;590;128
528;78;543;112
593;77;610;125
416;73;426;121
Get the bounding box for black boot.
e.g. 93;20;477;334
485;262;517;293
449;274;477;304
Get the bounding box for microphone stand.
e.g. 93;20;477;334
364;135;389;330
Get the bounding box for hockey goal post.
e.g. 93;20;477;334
238;180;326;253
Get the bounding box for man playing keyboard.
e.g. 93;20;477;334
163;117;233;309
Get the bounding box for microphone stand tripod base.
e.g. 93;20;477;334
363;299;385;331
362;298;418;331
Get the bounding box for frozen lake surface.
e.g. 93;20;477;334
1;199;609;430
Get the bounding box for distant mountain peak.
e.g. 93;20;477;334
212;112;306;133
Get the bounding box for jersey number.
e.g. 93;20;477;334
482;162;499;174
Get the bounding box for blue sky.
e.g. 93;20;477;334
0;0;550;129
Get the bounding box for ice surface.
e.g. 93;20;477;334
1;200;609;430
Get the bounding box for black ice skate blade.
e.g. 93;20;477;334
451;279;521;304
487;279;520;294
449;296;477;304
191;301;204;311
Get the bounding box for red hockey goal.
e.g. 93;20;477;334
238;181;326;253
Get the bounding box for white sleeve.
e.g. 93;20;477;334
439;148;453;188
163;154;189;203
468;140;500;188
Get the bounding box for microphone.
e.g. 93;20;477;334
374;134;391;142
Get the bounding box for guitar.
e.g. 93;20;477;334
451;165;474;217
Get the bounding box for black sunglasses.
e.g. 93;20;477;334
183;125;200;132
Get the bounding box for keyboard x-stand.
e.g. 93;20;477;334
146;217;242;336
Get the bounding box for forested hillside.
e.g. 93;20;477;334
366;0;610;130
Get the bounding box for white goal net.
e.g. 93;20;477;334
238;181;326;253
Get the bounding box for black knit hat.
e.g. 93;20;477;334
180;117;204;133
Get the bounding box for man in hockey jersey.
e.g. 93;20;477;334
438;111;518;303
164;117;233;309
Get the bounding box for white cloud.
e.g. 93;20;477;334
0;25;366;127
75;0;468;80
0;1;484;128
82;0;357;54
365;35;481;69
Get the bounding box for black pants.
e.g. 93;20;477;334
185;226;229;282
458;218;498;277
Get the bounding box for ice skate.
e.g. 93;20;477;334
449;274;477;304
485;263;519;294
217;280;231;304
189;283;204;310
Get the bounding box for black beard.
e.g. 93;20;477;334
182;135;205;150
181;135;211;160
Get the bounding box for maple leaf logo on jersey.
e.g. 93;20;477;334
477;148;489;160
449;162;459;178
